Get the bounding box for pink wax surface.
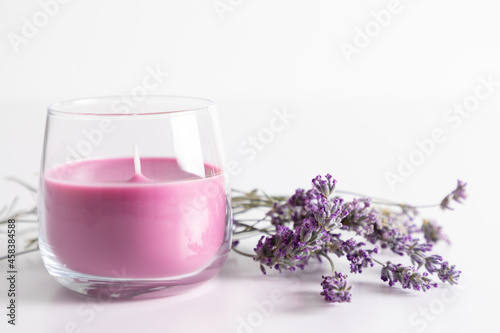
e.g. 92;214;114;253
43;157;227;279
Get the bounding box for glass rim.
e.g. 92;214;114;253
47;95;215;117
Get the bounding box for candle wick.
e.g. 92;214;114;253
133;145;142;175
129;145;150;183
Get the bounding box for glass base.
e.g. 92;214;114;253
40;242;229;299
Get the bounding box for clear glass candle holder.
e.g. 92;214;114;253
38;96;232;299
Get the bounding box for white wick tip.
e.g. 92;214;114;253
133;145;141;174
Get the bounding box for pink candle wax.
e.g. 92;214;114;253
43;157;227;279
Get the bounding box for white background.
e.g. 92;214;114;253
0;0;499;332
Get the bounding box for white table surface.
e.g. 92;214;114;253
1;1;499;332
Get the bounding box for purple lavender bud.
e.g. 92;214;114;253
380;261;438;292
312;174;337;198
437;261;461;284
424;255;443;274
254;220;329;273
405;240;433;268
440;180;468;210
320;272;352;303
452;180;467;203
422;219;450;244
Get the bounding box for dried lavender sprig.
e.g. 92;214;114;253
381;261;438;292
234;178;468;223
328;235;379;274
253;175;352;274
339;195;460;278
5;176;37;193
341;200;461;279
437;262;461;284
440;180;467;210
253;218;335;274
421;219;450;244
320;272;352;303
0;247;39;262
312;174;337;198
341;199;416;256
232;174;466;303
405;240;433;268
316;251;353;303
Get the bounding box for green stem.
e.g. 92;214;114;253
337;190;440;209
5;177;37;193
233;222;273;235
233;230;270;239
0;219;37;225
233;228;273;236
0;247;39;261
231;247;255;258
318;252;336;274
234;189;441;213
234;217;267;230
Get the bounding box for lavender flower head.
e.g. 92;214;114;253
320;272;352;303
424;254;444;274
312;174;337;198
441;180;467;210
314;196;348;231
340;198;376;236
405;240;433;268
421;219;450;244
254;219;331;274
342;201;414;256
268;175;349;232
437;262;461;285
329;236;379;274
381;262;438;291
346;245;379;274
